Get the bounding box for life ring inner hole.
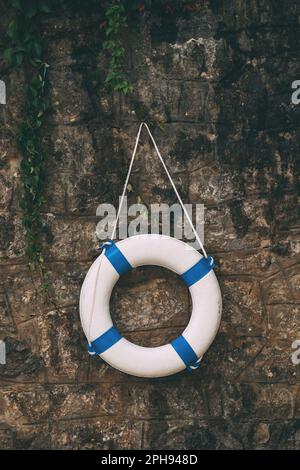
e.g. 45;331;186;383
110;265;192;347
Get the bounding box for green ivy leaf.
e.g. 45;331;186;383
15;50;24;65
24;1;39;18
33;39;43;57
38;1;52;13
7;20;18;40
4;47;15;64
9;0;23;11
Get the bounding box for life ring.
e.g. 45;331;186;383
79;234;222;378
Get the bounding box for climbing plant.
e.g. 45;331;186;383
103;0;132;94
4;0;57;264
103;0;153;94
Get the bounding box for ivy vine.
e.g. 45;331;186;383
4;0;57;264
103;0;132;94
102;1;151;94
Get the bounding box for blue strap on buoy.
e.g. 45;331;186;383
170;335;201;372
87;326;122;355
181;255;215;287
103;240;132;276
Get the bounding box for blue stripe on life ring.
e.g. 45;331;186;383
170;335;201;371
104;242;132;276
181;256;214;287
87;326;122;355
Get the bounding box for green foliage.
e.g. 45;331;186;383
103;0;156;94
17;62;50;264
103;0;133;94
4;0;56;264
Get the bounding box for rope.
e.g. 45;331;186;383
111;122;144;241
111;122;208;258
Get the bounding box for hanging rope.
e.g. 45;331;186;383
111;122;208;258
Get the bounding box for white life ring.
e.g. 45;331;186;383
79;234;222;378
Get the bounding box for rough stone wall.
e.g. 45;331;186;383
0;0;300;450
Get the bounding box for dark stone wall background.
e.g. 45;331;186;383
1;0;300;449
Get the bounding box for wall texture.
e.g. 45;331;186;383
0;0;300;450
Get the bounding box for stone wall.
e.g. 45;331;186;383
1;0;300;450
